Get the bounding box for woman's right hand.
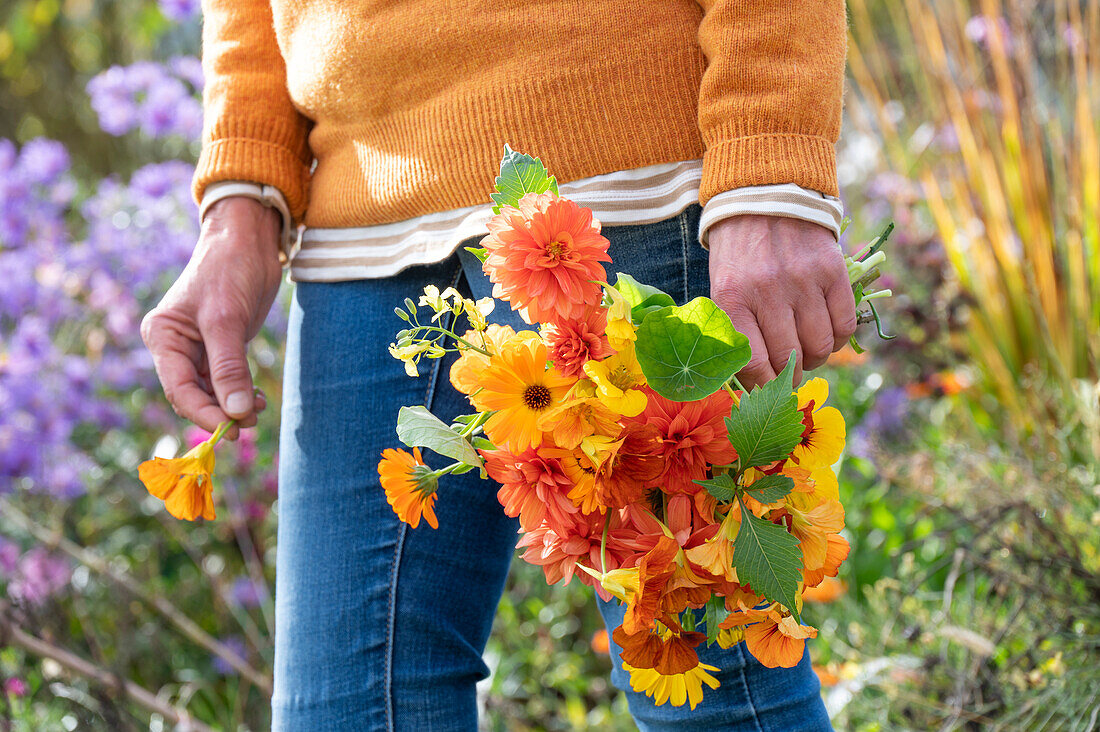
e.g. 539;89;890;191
141;197;285;440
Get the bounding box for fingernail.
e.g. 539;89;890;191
226;391;251;415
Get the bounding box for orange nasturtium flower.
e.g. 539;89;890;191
138;421;232;521
378;447;439;529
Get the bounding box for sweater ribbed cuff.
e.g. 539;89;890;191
193;137;311;221
700;134;838;205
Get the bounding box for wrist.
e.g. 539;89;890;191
202;196;283;262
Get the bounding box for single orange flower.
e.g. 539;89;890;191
473;333;575;451
804;533;850;588
542;307;612;378
138;422;231;521
378;447;439;529
449;324;516;396
744;615;818;669
481;193;610;324
803;575;846;604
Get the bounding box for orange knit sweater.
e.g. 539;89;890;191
193;1;846;229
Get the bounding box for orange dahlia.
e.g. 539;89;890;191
473;333;574;451
542;307;613;377
482;445;579;535
378;447;439;529
626;387;737;494
481;193;610;324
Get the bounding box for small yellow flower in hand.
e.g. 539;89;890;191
138;421;232;521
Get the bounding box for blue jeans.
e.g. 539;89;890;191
273;205;832;731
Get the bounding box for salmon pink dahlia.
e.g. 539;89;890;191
481;193;610;324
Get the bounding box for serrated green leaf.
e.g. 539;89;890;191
613;273;675;324
743;474;795;504
693;473;739;502
490;144;558;214
725;352;803;468
732;496;803;623
635;297;751;402
396;406;482;467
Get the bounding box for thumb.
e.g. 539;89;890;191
202;316;255;421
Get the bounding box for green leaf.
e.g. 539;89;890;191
613;273;675;324
464;246;488;263
635;297;751;402
693;473;739;502
396;406;483;467
490;144;558;214
704;596;727;645
725;352;803;468
743;475;795;504
731;496;803;623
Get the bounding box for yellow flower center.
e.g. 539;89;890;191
522;384;553;410
547;240;566;259
608;364;635;391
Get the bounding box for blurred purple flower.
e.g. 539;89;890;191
159;0;200;22
237;429;258;470
228;576;262;608
0;537;20;574
169;55;204;90
87;60;203;141
212;636;248;675
8;548;70;605
16;139;69;185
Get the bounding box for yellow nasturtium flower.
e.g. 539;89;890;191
583;342;647;417
138;422;232;521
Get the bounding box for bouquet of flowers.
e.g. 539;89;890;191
376;148;893;708
137;147;892;710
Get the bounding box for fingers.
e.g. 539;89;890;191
796;295;835;372
143;312;235;433
759;307;802;386
201;312;257;424
731;312;775;390
825;276;858;352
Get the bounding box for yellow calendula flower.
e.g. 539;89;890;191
138;422;231;521
583;342;647;417
792;378;846;468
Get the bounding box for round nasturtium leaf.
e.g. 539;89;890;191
634;297;751;402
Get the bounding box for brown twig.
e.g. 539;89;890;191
0;613;214;732
0;501;272;695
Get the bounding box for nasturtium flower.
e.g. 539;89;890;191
615;628;720;709
138;423;227;521
474;333;574;451
536;380;621;450
481;192;610;324
603;285;637;351
792;378;846;468
584;342;647;417
743;615;818;669
378;447;439;529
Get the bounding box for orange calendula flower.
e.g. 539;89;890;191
791;378;846;468
378;447;439;529
481;192;611;324
473;334;574;451
449;324;516;397
138;421;232;521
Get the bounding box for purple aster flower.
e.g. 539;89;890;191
228;576;263;608
137;78;192;139
169;55;205;91
16;139;70;185
0;537;20;575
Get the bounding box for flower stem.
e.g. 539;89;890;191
210;418;236;446
600;511;611;575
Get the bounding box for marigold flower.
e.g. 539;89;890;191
542;308;613;377
481;192;610;324
378;447;439;529
584;342;648;417
792;378;846;468
473;333;574;451
138;428;222;521
626;387;737;493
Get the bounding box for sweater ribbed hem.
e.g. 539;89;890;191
193;137;312;220
700;134;838;204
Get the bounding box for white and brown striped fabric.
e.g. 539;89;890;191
202;161;843;283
